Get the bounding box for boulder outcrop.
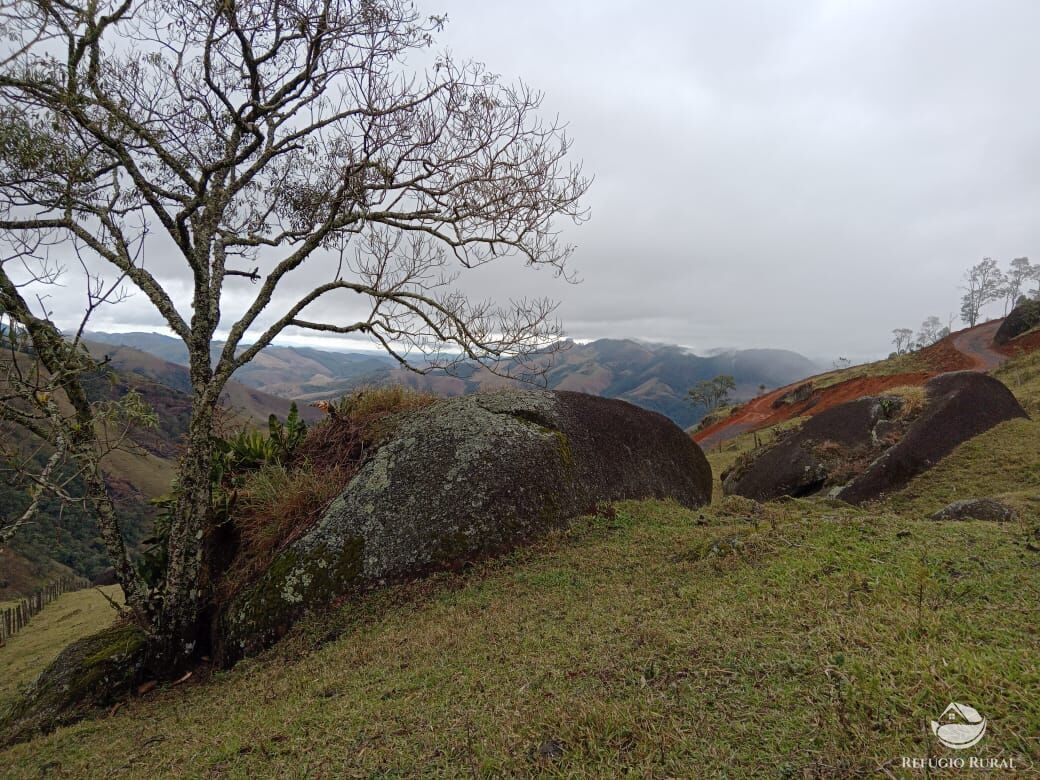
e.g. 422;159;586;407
216;390;711;663
724;372;1028;505
994;299;1040;345
836;373;1027;504
930;498;1017;522
0;623;147;748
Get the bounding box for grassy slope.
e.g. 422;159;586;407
2;350;1039;777
0;586;122;703
2;501;1038;777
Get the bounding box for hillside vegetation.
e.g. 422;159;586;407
2;340;1038;776
1;341;318;586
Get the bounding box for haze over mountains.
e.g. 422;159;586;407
86;332;820;428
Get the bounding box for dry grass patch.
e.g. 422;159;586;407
0;586;123;707
883;384;927;418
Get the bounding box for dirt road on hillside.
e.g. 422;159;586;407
951;320;1006;370
694;319;1009;450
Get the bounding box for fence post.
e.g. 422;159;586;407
1;574;94;645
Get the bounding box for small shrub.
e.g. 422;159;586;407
221;464;352;597
882;385;927;418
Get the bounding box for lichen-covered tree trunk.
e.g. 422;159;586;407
155;344;220;668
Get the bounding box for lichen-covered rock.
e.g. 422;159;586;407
0;622;147;747
216;390;711;663
929;498;1017;522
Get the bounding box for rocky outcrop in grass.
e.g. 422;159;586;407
0;623;147;748
724;372;1028;504
995;299;1040;345
930;498;1017;522
216;390;711;663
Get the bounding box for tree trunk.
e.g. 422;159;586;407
81;458;152;625
155;388;217;669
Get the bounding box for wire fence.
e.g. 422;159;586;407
0;575;91;646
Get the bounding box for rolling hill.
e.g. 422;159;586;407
87;332;820;428
1;341;319;588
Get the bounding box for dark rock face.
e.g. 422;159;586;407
722;397;895;501
930;498;1017;522
771;381;814;409
216;390;711;663
0;623;147;747
724;372;1028;505
994;299;1040;345
836;372;1028;504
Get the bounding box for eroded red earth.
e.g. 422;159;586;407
694;319;1026;449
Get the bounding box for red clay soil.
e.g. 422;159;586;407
996;328;1040;357
694;372;932;449
694;319;1020;449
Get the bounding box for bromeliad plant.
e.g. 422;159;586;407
140;404;308;590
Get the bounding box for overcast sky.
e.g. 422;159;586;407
43;0;1040;363
431;0;1040;361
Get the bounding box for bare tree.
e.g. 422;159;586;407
0;0;589;668
916;315;945;347
1003;257;1036;312
960;258;1005;327
891;328;913;355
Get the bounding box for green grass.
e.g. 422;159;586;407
883;418;1040;517
995;346;1040;416
0;586;123;706
2;501;1038;777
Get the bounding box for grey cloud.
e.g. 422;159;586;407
36;0;1040;363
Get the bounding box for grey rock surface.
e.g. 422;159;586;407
217;389;711;663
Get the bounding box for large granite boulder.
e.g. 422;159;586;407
216;390;711;663
722;396;898;501
836;372;1027;504
724;372;1027;505
994;298;1040;345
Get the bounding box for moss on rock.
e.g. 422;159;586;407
215;389;711;665
0;622;147;747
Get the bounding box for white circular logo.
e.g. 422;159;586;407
931;702;987;750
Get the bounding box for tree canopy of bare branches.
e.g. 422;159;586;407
0;0;589;668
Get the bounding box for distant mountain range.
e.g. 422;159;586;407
86;332;820;428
